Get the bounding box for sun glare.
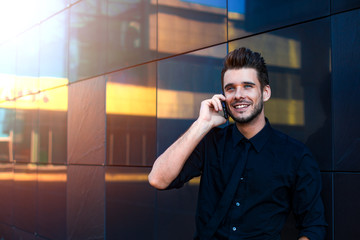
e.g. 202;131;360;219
0;0;40;42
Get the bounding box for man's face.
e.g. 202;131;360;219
223;68;270;124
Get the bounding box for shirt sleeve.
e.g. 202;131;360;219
292;149;327;240
165;135;206;189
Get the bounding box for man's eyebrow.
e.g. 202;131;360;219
243;81;256;85
224;83;234;89
224;82;256;89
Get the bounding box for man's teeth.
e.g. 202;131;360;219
235;104;248;109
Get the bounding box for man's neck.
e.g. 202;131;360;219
235;115;266;139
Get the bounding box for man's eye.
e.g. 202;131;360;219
244;85;253;89
226;87;234;91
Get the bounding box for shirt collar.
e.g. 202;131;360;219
231;118;273;152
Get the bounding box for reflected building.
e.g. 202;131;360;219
0;0;359;239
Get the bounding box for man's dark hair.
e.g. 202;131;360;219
221;47;269;90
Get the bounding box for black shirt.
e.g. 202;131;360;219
167;120;327;240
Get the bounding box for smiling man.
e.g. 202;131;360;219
149;47;327;240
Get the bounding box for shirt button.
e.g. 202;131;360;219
236;202;240;207
232;227;237;231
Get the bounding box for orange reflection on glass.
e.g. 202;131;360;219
106;82;156;117
158;89;212;119
106;81;213;119
4;164;67;182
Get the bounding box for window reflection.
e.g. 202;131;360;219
1;81;68;164
158;0;227;55
106;64;156;166
14;95;38;163
39;87;68;165
107;0;157;72
0;106;14;162
69;0;107;82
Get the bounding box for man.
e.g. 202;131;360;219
149;47;327;239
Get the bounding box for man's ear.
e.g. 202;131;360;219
263;85;271;102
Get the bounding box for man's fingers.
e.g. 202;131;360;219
211;94;225;112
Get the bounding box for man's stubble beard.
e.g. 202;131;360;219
227;96;264;124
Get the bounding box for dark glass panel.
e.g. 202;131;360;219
157;44;226;155
14;95;39;163
106;63;156;166
334;173;360;239
37;164;67;240
331;0;360;13
13;163;37;233
39;10;69;91
157;0;226;57
39;87;68;165
332;9;360;171
13;227;47;240
228;0;329;40
157;181;199;239
67;165;105;239
107;0;157;72
106;166;155;239
321;172;333;240
0;223;13;239
68;77;105;165
0;163;13;224
229;18;331;171
69;0;107;82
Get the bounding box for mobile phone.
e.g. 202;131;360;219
221;100;228;119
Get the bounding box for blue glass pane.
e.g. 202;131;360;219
228;0;329;40
331;0;360;13
333;9;360;171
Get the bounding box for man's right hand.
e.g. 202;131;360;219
148;94;228;190
198;94;228;128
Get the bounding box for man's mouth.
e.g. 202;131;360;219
234;104;249;109
232;102;251;111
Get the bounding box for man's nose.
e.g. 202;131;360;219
234;87;244;99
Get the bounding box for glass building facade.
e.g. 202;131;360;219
0;0;359;239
